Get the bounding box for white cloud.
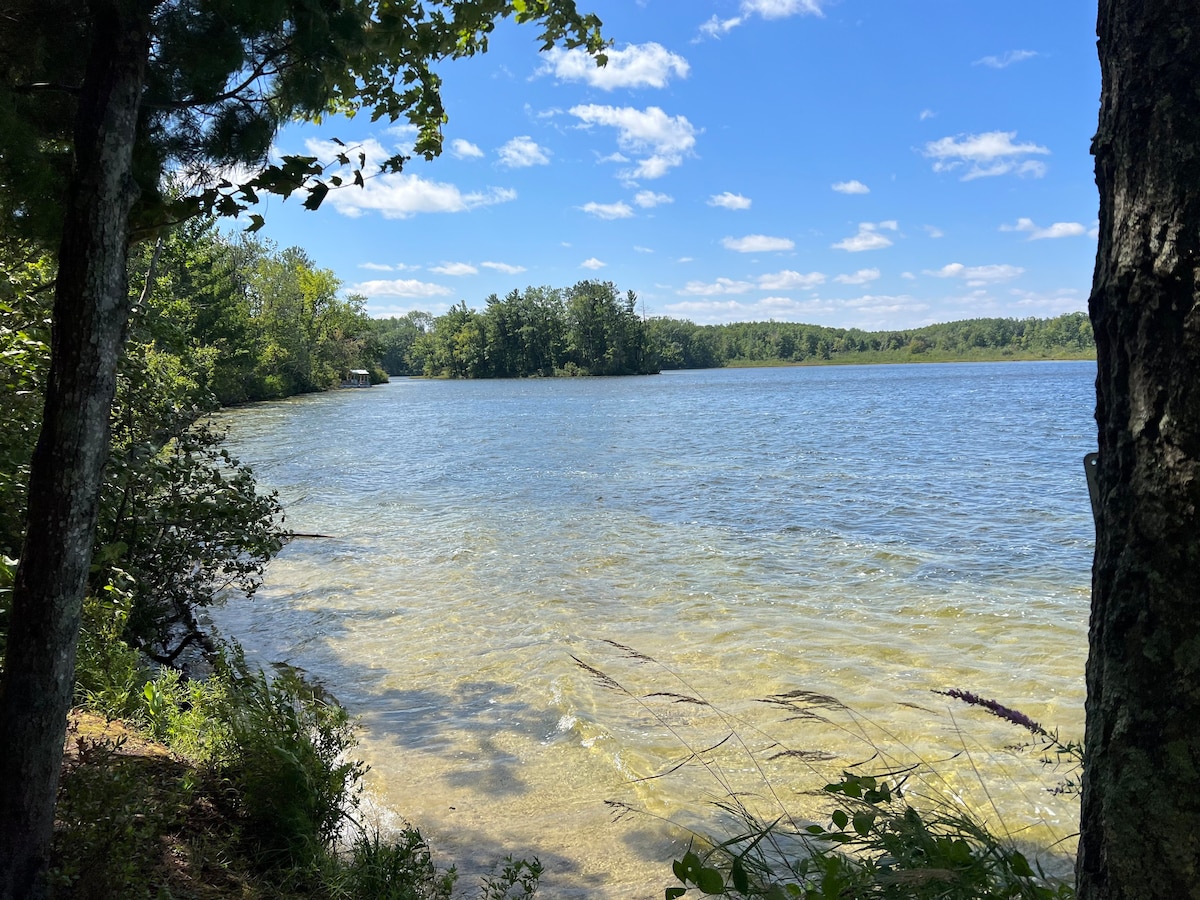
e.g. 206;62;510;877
634;190;673;208
480;261;526;274
663;293;930;328
832;221;897;252
450;138;484;159
919;109;936;121
633;245;654;253
1001;217;1088;240
677;256;694;263
497;136;551;168
708;191;752;210
901;271;916;280
1009;287;1087;315
722;234;795;253
923;225;944;238
570;104;698;180
306;137;518;219
580;201;635;220
581;257;607;270
359;262;414;272
974;50;1038;69
698;15;742;39
926;263;1025;286
740;0;825;19
678;277;756;296
923;131;1050;180
835;268;881;285
758;270;826;290
429;262;478;276
352;279;453;298
541;43;689;90
832;180;870;195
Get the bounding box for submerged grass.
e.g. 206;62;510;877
574;641;1079;900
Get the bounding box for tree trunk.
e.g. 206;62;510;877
0;3;149;896
1078;1;1200;897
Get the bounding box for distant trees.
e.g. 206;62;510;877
373;303;1093;378
643;312;1094;368
398;281;657;378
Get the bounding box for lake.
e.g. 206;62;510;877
209;361;1095;897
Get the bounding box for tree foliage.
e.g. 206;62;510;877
405;281;657;377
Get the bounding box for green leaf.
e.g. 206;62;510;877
852;811;876;836
731;857;749;893
1010;851;1035;878
303;182;330;211
696;867;724;895
831;809;849;830
245;214;266;233
665;890;687;900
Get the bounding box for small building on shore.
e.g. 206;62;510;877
343;369;371;387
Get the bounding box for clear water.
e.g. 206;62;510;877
209;361;1095;897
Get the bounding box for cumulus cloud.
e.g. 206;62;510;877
835;268;881;285
923;131;1050;180
306;138;517;219
570;104;698;179
926;262;1025;286
429;262;477;276
580;201;635;220
581;257;607;270
758;270;826;290
450;138;484;159
832;221;897;252
481;261;526;274
832;180;870;195
722;234;795;253
708;191;752;210
351;279;453;298
497;136;551;168
634;190;673;208
541;42;689;90
1001;217;1088;240
678;277;756;296
974;50;1038;69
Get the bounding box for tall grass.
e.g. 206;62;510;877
573;641;1079;899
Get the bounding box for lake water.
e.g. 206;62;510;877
209;361;1096;897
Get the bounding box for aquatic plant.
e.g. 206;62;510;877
571;641;1079;899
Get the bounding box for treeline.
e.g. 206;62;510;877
644;313;1096;368
372;306;1095;375
371;282;657;377
133;217;383;406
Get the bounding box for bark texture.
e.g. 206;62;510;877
0;2;150;896
1078;2;1200;897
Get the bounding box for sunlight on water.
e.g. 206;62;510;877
209;363;1094;897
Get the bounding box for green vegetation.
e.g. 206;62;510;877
372;305;1094;376
388;282;659;377
575;645;1079;900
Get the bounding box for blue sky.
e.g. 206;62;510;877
254;0;1100;330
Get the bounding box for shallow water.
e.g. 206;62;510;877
209;362;1095;896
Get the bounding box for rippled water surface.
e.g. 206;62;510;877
210;362;1095;897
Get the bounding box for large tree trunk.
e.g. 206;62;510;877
0;3;149;896
1077;1;1200;897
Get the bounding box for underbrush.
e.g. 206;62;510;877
58;622;541;899
574;642;1080;900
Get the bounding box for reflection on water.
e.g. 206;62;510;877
210;362;1094;897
